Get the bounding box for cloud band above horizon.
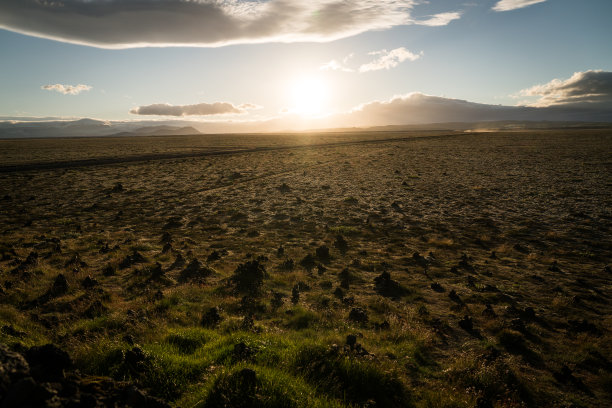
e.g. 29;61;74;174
130;102;257;116
0;0;462;48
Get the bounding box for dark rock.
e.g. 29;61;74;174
510;318;527;333
333;287;345;299
315;245;331;263
1;376;56;407
346;334;357;347
374;320;390;330
448;290;462;303
374;271;406;298
317;264;327;275
568;319;601;335
160;232;172;244
342;296;355;306
277;183;291;193
458;315;473;332
291;285;300;304
111;182;124;193
25;344;72;382
270;291;284;310
201;307;223;328
149;262;164;280
84;300;108;319
549;261;562;272
102;265;116;276
50;274;69;297
430;282;445;292
338;267;355;289
124;347;147;373
413;252;429;269
65;253;87;269
348;307;369;323
334;235;348;255
81;275;98;289
0;344;30;390
299;254;316;272
482;304;497;318
476;396;494;408
207;251;221;262
119;250;147;269
520;307;536;320
170;254;185;269
231;260;267;295
179;259;213;283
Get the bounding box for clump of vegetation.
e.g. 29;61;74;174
231;260;267;295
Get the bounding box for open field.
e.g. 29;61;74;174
1;129;611;407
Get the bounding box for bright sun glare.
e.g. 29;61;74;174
290;77;329;116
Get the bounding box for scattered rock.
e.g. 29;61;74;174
201;307;223;328
448;290;462;303
430;282;445;292
277;183;291;193
81;275;98;289
119;250;147;269
45;274;65;294
111;182;124;193
299;254;316;272
291;285;300;304
179;259;213;283
374;271;406;298
458;315;473;332
334;235;348;255
84;300;108;319
482;304;497;318
348;307;369;323
103;265;116;276
170;254;185;269
315;245;331;263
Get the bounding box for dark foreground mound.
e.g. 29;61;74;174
0;343;169;408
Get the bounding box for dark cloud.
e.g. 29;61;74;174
0;0;436;48
129;102;250;116
517;70;612;107
336;91;612;127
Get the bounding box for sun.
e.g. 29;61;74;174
289;76;329;116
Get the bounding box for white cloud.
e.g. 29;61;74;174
320;59;354;72
0;0;462;48
42;84;92;95
413;11;462;26
359;47;423;72
492;0;547;12
130;102;257;116
515;70;612;107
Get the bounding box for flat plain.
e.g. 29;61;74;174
0;129;611;407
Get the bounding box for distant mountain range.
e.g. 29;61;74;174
1;93;611;138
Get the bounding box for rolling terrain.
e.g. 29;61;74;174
0;129;611;407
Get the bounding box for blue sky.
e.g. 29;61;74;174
0;0;611;127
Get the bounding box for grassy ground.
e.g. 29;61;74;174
0;129;610;407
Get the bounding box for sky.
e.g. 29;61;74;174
0;0;611;130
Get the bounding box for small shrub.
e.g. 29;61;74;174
231;260;267;295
